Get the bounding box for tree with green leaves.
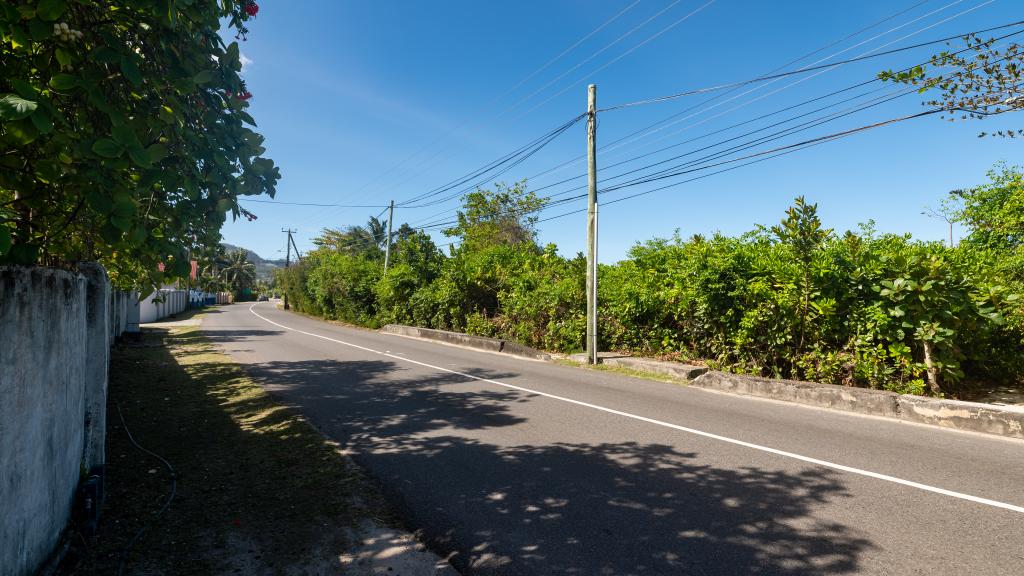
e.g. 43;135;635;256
0;0;278;290
313;215;393;258
221;248;255;295
772;196;833;355
443;180;545;251
879;32;1024;136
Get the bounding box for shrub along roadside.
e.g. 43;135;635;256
278;174;1024;398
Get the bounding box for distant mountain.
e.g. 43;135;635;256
221;243;288;281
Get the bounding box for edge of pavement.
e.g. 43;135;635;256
379;323;1024;441
380;324;552;361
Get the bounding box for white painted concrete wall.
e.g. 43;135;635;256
0;265;132;576
1;267;93;575
138;289;187;324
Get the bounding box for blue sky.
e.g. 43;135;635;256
223;0;1022;262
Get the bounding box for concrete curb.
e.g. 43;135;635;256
691;371;1024;440
380;325;552;361
568;352;708;380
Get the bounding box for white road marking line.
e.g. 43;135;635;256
248;303;1024;514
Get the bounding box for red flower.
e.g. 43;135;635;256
245;3;259;17
238;91;253;101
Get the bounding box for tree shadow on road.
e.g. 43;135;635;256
216;350;875;576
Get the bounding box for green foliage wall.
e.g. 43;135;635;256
277;179;1024;398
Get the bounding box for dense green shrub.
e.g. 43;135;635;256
278;177;1024;397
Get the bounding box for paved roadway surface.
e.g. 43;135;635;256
202;302;1024;575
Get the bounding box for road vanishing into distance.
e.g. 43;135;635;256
204;302;1024;575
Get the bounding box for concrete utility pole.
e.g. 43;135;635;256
282;228;296;310
384;200;395;272
586;84;599;365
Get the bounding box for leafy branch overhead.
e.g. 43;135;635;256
879;32;1024;136
0;0;278;289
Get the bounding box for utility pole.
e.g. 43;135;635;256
384;200;395;272
289;234;302;263
282;228;296;310
586;84;599;365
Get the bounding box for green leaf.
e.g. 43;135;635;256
11;79;38;99
89;47;120;63
120;56;142;87
99;222;122;244
127;145;151;168
111;124;139;146
36;0;67;21
30;109;54;134
0;94;37;120
34;159;60;182
6;118;39;144
9;26;30;50
7;243;40;265
129;226;148;244
112;195;136;217
92;138;124;158
28;18;51;41
193;70;214;84
110;215;132;231
0;226;10;255
158;105;175;124
86;191;113;214
146;143;168;162
49;74;79;91
54;48;72;68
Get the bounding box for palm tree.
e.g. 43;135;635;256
366;216;388;250
313;214;391;258
221;249;256;295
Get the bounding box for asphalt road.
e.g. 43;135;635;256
202;302;1024;575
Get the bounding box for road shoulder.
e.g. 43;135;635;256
61;312;455;575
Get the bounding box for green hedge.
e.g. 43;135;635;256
277;195;1024;397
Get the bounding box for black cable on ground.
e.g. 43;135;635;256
115;401;177;576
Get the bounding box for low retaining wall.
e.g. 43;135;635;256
380;325;551;361
569;353;708;380
0;265;114;576
691;371;1024;439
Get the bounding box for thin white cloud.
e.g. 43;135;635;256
239;52;253;73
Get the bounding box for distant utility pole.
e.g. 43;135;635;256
289;233;302;263
384;200;395;272
586;84;599;365
282;228;296;310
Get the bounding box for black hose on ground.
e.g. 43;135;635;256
114;401;177;576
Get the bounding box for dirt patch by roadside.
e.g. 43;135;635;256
59;315;454;575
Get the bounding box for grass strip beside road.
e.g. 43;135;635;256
64;318;397;575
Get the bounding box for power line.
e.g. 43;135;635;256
515;0;720;119
500;0;689;117
277;1;1012;253
241;199;390;208
595;0;996;156
395;114;586;208
500;0;643;99
517;30;1024;206
329;1;643;206
517;0;986;186
597;18;1023;111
